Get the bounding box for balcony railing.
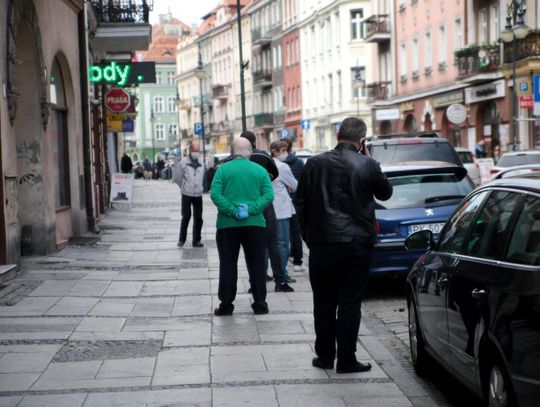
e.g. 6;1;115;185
212;84;229;99
366;82;391;102
192;94;212;106
503;31;540;64
178;99;191;111
251;27;271;45
363;15;391;43
90;0;153;23
253;70;272;86
456;45;500;78
254;113;274;127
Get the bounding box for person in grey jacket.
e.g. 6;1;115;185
174;144;205;247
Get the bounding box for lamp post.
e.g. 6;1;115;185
501;0;530;152
150;108;156;163
194;47;207;167
237;0;247;133
174;91;182;156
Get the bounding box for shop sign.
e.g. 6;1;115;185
400;102;414;112
105;88;130;112
89;62;156;86
465;80;505;104
446;104;467;124
432;91;464;108
520;95;533;109
375;108;400;121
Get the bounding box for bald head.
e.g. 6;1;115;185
232;137;252;158
190;144;201;152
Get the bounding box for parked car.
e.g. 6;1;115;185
492;164;540;180
405;171;540;406
367;136;463;167
370;161;475;279
456;147;482;185
490;150;540;178
295;150;315;163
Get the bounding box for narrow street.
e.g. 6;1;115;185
0;180;474;406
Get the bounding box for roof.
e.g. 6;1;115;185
381;161;467;178
482;174;540;194
501;150;540;156
139;15;191;63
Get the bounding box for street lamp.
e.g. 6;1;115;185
236;0;248;133
501;0;530;152
150;108;156;163
194;48;207;167
174;91;182;155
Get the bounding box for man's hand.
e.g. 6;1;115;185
235;204;249;220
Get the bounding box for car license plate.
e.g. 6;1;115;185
409;223;446;234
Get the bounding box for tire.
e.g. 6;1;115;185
486;359;517;407
408;298;430;375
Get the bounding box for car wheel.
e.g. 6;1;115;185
408;298;430;375
487;361;516;407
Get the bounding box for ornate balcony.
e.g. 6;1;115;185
254;113;274;128
456;45;500;79
253;70;273;88
503;31;540;64
212;84;230;100
363;15;391;43
366;82;391;103
178;99;191;111
192;94;212;106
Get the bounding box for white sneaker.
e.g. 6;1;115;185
294;265;304;272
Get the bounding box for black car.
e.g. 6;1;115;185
405;172;540;406
367;136;463;167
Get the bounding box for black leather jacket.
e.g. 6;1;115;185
294;143;393;246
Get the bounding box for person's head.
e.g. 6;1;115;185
190;144;201;160
283;137;293;153
336;117;367;151
270;140;288;161
232;137;253;158
240;131;257;148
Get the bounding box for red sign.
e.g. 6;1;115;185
520;95;533;109
105;88;130;112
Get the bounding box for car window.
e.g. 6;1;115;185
457;151;474;164
506;195;540;266
371;143;460;165
438;191;489;254
375;173;473;210
497;154;540;167
464;191;522;260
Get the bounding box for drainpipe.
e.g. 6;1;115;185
78;4;99;233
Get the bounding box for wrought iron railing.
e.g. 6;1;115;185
90;0;153;24
254;113;273;127
212;84;229;99
363;15;390;39
253;70;272;84
366;82;391;102
251;27;271;44
456;45;500;77
503;31;540;63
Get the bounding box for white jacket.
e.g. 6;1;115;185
173;157;204;197
272;159;297;220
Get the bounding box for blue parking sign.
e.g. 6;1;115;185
534;75;540;116
194;123;203;136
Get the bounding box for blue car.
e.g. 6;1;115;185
370;162;475;278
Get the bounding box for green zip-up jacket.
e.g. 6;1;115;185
210;157;274;229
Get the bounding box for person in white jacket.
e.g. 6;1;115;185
174;144;205;247
270;141;298;283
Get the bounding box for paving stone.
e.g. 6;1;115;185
0;317;81;333
75;317;126;332
213;385;278;407
69;331;164;342
153;347;209;385
88;301;135;316
171;295;212;316
0;373;40;391
0;351;55;373
28;280;77;296
45;297;99;316
17;393;87;407
52;340;161;362
0;396;21;407
83;388;211;407
0;297;59;316
163;319;211;347
212;315;260;343
97;357;155;378
102;281;143;297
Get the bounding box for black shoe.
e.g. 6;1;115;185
177;241;185;247
312;357;334;370
252;304;269;315
275;283;294;292
286;276;296;283
192;241;204;248
214;304;234;316
266;274;274;281
336;361;372;374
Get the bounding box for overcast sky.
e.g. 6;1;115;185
150;0;219;28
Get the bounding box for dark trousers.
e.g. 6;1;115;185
289;214;303;265
309;242;372;364
263;205;286;284
216;226;267;308
179;195;203;243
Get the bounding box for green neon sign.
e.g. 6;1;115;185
88;62;156;86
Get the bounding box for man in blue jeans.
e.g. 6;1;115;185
295;118;393;373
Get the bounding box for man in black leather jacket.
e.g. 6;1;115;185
294;117;392;374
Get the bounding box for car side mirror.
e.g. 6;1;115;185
405;230;434;251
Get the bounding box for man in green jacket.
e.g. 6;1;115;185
211;137;275;316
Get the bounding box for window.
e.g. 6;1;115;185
337;70;342;104
155;124;165;141
412;37;419;75
465;191;522;259
334;12;341;45
455;18;463;49
154;97;164;113
167;72;175;85
425;31;432;71
479;8;488;44
489;5;499;43
156;72;162;84
351;66;365;98
438;24;447;64
400;43;407;78
169;124;178;140
438;192;489;254
506;196;540;265
328;73;333;106
351;9;363;40
168;97;176;112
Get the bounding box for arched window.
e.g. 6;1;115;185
404;114;417;132
380;120;392;135
50;58;70;209
424;113;433;131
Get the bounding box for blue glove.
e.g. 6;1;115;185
235;204;249;220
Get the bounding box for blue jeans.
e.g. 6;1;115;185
276;219;291;280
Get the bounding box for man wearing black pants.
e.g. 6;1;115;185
179;194;202;245
295;117;392;373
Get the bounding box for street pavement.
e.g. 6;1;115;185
0;179;459;407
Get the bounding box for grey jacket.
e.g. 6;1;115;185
173;157;204;197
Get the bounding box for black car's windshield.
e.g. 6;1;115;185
376;173;473;210
371;143;461;165
497;154;540;167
